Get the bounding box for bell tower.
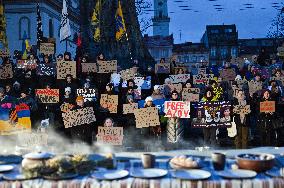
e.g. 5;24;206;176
152;0;170;36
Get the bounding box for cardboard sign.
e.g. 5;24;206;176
62;107;96;128
182;92;199;102
37;63;55;76
192;101;232;128
167;83;183;93
36;89;59;103
260;101;275;113
164;101;190;118
40;43;55;55
0;49;9;57
173;67;187;74
233;105;251;115
120;68;136;81
0;64;13;79
134;76;151;90
271;76;284;86
155;63;170;74
231;85;242;97
77;89;96;102
138;98;165;115
60;103;74;113
100;94;118;113
17;60;37;69
220;69;236;81
248;81;262;95
57;61;76;79
193;74;214;85
182;88;200;94
81;63;97;73
134;107;160;128
169;74;191;84
97;60;117;73
17;132;48;147
96;126;123;145
123;103;138;114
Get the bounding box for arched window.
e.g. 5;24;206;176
49;19;54;38
19;17;30;40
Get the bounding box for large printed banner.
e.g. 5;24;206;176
17;60;37;69
193;74;214;85
155;63;170;74
100;94;118;113
134;76;151;90
97;60;117;73
192;101;232;128
169;74;191;84
164;101;190;118
57;61;76;79
77;89;96;102
123;103;138;114
0;64;13;79
62;107;96;128
96;126;124;145
219;68;236;81
81;63;97;73
36;89;59;103
40;43;55;55
260;101;275;113
134;107;160;128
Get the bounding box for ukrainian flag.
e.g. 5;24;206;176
115;0;126;41
22;32;30;60
92;0;101;42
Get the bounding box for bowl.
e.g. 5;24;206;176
236;153;275;172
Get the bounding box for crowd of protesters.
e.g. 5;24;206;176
0;48;284;150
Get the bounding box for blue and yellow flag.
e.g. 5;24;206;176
92;0;101;42
21;32;30;60
115;0;126;41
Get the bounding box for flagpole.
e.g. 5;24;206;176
65;39;68;52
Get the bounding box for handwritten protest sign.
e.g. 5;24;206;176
17;132;48;147
169;74;191;83
97;60;117;73
60;103;74;113
231;85;242;97
164;101;190;118
17;60;37;69
182;92;199;102
155;63;170;74
260;101;275;113
248;80;262;95
0;49;9;57
40;43;55;55
100;94;118;113
233;105;251;117
219;68;236;81
134;107;160;128
81;63;97;73
36;89;59;103
120;68;136;81
167;83;183;93
270;76;284;86
182;88;200;94
123;103;138;114
0;64;13;79
96;126;124;145
134;76;151;89
138;98;165;115
62;107;96;128
77;89;96;102
193;74;214;85
57;61;76;79
37;64;55;76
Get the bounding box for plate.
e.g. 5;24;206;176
217;169;257;179
43;173;78;180
130;168;168;178
0;165;14;172
171;169;211;180
92;170;129;180
265;168;284;178
3;173;30;181
24;152;54;160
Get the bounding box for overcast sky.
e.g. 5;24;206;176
141;0;283;43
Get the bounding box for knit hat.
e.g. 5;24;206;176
145;96;153;102
235;75;242;81
76;96;84;102
65;87;71;92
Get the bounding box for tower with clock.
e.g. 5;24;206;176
152;0;170;36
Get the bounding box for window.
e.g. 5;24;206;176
211;47;216;57
225;28;233;33
231;47;237;57
19;17;30;39
192;55;197;62
159;11;163;18
211;29;219;34
184;55;189;63
49;19;54;38
221;47;227;58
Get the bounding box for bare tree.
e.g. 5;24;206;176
267;6;284;38
135;0;153;34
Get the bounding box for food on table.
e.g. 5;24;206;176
238;154;274;160
46;155;76;175
170;155;201;169
95;153;116;169
21;158;49;178
71;154;96;175
236;153;275;172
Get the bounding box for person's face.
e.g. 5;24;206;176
197;110;202;118
64;55;70;60
128;98;134;103
172;93;178;100
82;57;87;62
185;83;192;88
99;54;104;60
76;100;84;107
146;100;153;106
25;72;31;78
128;89;133;94
217;78;222;84
255;75;261;81
160;59;165;63
66;76;72;83
5;86;10;92
46;85;51;89
106;85;112;91
206;91;212;98
263;91;270;100
20;93;26;98
44;57;49;63
105;119;113;127
29;55;34;60
128;82;134;87
57;56;63;61
237;91;245;100
276;71;281;77
178;69;183;74
224;109;230;117
0;92;4;98
65;91;71;96
271;81;276;87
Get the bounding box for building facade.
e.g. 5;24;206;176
3;0;80;59
152;0;170;37
143;34;173;63
201;24;238;66
172;42;209;66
